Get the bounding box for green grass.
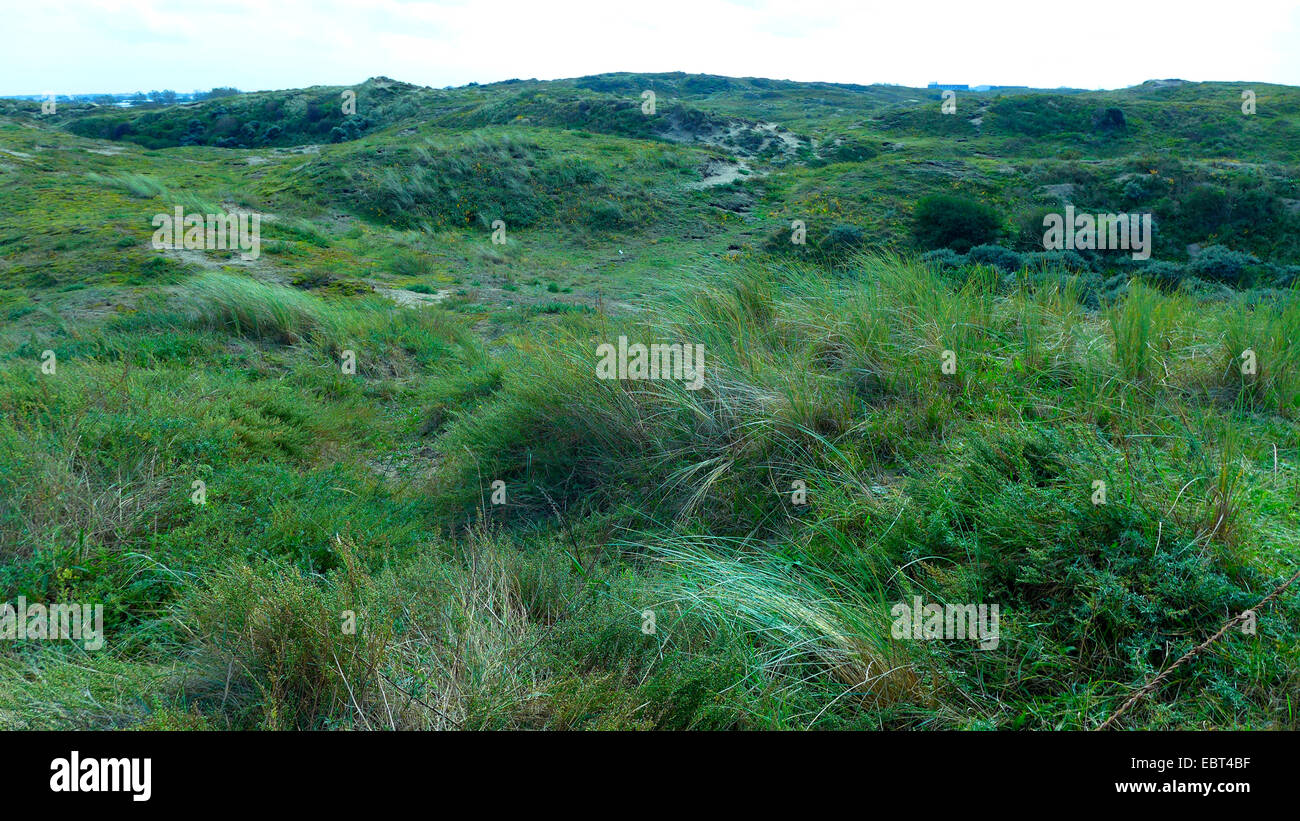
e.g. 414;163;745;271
1;73;1297;731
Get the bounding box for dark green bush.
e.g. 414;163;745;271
1021;250;1091;272
1092;107;1127;134
912;193;1004;253
920;248;966;269
1187;245;1259;286
817;223;866;257
1012;206;1061;252
819;138;879;164
1142;260;1186;287
968;244;1023;273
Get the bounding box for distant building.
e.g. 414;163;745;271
929;83;1028;92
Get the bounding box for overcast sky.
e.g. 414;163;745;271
7;0;1300;95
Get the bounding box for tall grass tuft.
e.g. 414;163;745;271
86;172;169;199
176;273;343;347
648;535;918;711
1217;292;1300;416
181;537;390;730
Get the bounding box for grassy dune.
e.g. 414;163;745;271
0;74;1297;730
1;256;1294;729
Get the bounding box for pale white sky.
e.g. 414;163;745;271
6;0;1300;95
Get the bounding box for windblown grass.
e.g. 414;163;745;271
176;273;344;346
421;252;1299;728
